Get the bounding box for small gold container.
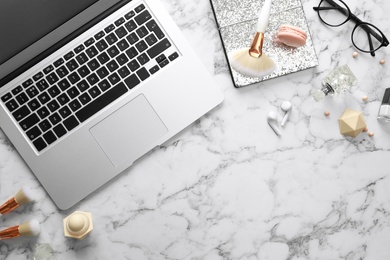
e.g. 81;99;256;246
63;211;93;240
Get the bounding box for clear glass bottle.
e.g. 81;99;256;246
378;88;390;123
313;65;358;102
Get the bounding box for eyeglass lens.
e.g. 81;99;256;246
317;0;350;26
353;24;383;52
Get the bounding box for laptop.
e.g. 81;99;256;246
0;0;223;209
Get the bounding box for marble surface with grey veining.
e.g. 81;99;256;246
1;0;390;259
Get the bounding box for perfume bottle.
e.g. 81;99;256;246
313;65;358;102
378;88;390;123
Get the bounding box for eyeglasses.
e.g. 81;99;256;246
313;0;389;56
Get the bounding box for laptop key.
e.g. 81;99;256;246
76;82;128;122
135;4;145;13
126;32;139;45
49;112;61;125
125;11;135;20
96;39;108;52
98;79;111;92
33;72;44;81
39;119;52;132
86;46;98;58
22;79;34;88
1;92;12;102
37;92;50;105
69;99;82;112
64;51;74;61
74;44;85;54
108;73;120;85
59;106;72;119
12;86;23;95
89;86;101;98
26;86;39;98
168;52;179;61
26;126;41;140
97;52;110;65
104;24;115;33
46;72;59;85
28;99;40;111
87;59;100;71
135;10;152;25
94;31;105;40
115;26;128;39
149;65;159;75
124;20;137;33
58;78;71;91
135;40;148;52
56;66;69;78
124;74;140;89
37;106;50;119
20;113;40;131
43;130;57;145
36;79;49;91
68;72;81;84
12;105;30;121
117;39;129;52
76;53;89;65
33;137;47;152
15;92;29;105
53;124;67;138
43;65;54;74
96;67;109;79
53;58;64;68
137;67;150;81
146;20;165;39
84;37;95;47
66;59;79;72
114;17;125;27
6;99;21;113
147;38;171;58
79;93;91;105
105;33;118;45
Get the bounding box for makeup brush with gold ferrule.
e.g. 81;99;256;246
229;0;276;78
0;186;34;217
0;219;41;240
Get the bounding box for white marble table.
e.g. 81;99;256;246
1;0;390;259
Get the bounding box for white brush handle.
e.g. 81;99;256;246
256;0;272;33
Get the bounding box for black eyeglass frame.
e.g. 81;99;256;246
313;0;389;56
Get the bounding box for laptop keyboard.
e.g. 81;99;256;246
1;3;179;152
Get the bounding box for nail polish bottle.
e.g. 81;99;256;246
377;88;390;123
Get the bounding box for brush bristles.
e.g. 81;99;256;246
19;220;40;236
229;48;276;78
14;186;34;205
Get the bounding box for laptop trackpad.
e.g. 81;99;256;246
90;94;168;167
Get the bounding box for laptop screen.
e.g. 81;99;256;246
0;0;98;66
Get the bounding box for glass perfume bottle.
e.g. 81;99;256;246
313;65;358;102
378;88;390;123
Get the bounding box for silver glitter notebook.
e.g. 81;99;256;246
210;0;318;88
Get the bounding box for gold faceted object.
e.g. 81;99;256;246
63;211;93;240
338;108;367;137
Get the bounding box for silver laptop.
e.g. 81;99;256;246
0;0;223;209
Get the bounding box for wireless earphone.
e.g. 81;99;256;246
267;111;281;136
280;101;292;127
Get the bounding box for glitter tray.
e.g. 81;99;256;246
210;0;319;88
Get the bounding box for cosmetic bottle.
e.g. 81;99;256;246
377;88;390;123
313;65;358;101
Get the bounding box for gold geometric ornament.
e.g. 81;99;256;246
338;108;367;137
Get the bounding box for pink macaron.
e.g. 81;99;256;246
275;24;307;48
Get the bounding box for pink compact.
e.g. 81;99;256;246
275;24;307;48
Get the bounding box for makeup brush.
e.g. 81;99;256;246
229;0;276;78
0;219;40;240
0;186;34;216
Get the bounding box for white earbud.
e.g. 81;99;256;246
267;111;281;136
280;101;292;127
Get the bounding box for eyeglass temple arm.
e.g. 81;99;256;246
314;0;387;45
